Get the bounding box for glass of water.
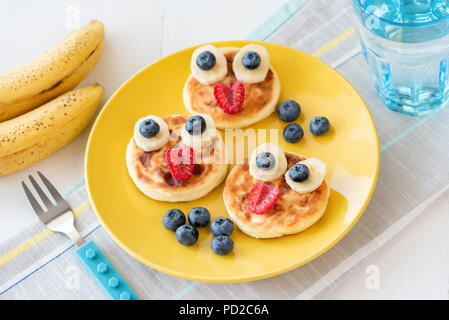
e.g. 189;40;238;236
352;0;449;116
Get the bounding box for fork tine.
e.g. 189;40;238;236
22;181;45;216
37;171;64;203
28;175;53;209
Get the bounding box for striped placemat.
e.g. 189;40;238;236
1;0;448;299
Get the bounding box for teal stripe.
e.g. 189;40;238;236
170;282;199;300
380;110;439;152
63;177;85;198
59;0;445;300
244;0;310;41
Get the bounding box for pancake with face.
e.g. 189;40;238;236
126;114;228;202
183;46;281;129
223;151;329;239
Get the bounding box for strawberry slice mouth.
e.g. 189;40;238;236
164;147;194;182
247;181;280;215
213;82;245;114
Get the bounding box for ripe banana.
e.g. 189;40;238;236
0;84;104;176
0;21;104;122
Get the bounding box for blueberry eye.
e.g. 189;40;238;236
139;119;160;138
289;164;309;182
242;51;261;70
196;51;216;71
256;152;275;170
185;115;207;135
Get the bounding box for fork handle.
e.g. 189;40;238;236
76;240;139;300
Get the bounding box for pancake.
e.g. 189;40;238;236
183;47;281;129
223;152;330;238
126;115;228;202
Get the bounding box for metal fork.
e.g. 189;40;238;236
22;172;86;247
22;171;138;300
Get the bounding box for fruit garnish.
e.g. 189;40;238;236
310;116;330;136
162;208;186;231
256;152;275;170
283;123;304;143
165;147;194;181
277;100;301;122
242;51;261;70
289;164;310;182
176;225;199;246
139;119;160;138
185;115;206;135
213;82;245;114
210;217;234;237
196;51;216;71
232;44;270;84
191;45;227;85
285;158;327;194
247;182;280;215
188;207;210;227
211;235;234;255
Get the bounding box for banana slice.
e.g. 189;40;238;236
191;45;227;85
232;44;270;84
249;143;287;181
181;113;217;149
285;158;327;194
134;115;170;152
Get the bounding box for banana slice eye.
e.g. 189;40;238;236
134;115;170;152
181;113;217;149
232;44;270;84
285;158;327;194
191;45;227;85
249;143;287;181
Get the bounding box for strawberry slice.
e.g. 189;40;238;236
247;182;280;215
213;82;245;114
165;147;194;182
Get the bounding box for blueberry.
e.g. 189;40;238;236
242;51;261;70
283;123;304;143
211;236;234;255
289;164;310;182
196;51;216;71
256;152;276;171
310;116;330;136
162;208;186;231
188;207;210;227
175;225;199;246
210;217;234;237
277;100;301;122
185;115;206;135
139;119;160;138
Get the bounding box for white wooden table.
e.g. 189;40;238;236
0;0;447;299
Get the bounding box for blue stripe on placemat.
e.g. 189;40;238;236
0;224;102;296
3;0;445;300
244;0;310;41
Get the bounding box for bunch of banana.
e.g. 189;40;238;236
0;84;104;176
0;21;104;121
0;21;105;176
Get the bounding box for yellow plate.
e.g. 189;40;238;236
85;41;379;283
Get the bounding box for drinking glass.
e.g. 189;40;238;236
352;0;449;116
